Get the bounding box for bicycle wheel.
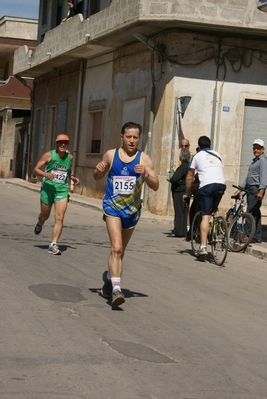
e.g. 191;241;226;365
211;216;228;266
225;207;234;227
191;211;202;256
228;212;256;252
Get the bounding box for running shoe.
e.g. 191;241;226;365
48;243;61;255
196;246;208;256
112;289;125;306
34;222;42;235
101;271;112;299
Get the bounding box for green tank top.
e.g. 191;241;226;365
43;150;71;188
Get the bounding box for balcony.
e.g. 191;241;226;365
14;0;267;79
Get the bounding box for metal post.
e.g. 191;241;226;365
142;85;155;210
167;97;179;215
70;61;83;192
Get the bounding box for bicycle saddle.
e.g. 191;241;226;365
215;190;225;196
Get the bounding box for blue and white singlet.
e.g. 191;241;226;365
103;148;143;218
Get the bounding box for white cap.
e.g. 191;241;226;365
253;139;264;147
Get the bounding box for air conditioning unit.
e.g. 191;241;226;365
258;0;267;12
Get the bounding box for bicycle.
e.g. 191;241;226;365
226;185;256;252
191;191;228;266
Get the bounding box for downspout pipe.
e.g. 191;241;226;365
210;37;221;147
214;81;224;152
70;60;83;192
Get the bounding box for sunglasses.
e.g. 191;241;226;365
181;145;189;148
57;140;69;145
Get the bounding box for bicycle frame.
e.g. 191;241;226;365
191;198;228;266
233;196;246;228
227;185;256;252
229;184;249;228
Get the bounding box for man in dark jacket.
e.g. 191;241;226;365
168;148;191;237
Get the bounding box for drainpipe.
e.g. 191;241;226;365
210;37;221;147
70;60;83;192
210;84;217;147
214;81;224;152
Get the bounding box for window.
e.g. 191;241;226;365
90;111;103;153
42;0;48;25
76;0;84;15
89;0;112;16
89;0;100;15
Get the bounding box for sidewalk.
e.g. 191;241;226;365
1;178;267;261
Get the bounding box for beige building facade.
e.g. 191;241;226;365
0;16;37;179
13;0;267;215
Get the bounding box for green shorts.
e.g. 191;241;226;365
40;182;69;205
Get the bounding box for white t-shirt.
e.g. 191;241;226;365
189;149;225;188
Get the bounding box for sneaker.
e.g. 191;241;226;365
34;222;42;235
101;271;112;299
196;246;208;256
112;289;125;306
48;243;61;255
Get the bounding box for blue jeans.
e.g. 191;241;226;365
245;186;262;241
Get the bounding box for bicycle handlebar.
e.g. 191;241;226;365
232;184;249;194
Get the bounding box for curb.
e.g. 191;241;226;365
245;245;267;260
0;178;173;226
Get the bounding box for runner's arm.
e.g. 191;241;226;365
93;150;112;180
68;155;80;185
33;152;54;180
135;153;159;191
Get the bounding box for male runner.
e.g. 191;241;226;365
93;122;159;306
33;134;79;255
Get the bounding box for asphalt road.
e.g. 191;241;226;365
1;183;267;399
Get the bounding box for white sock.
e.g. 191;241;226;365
187;225;190;231
111;277;121;291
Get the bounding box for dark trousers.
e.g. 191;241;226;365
172;191;189;237
246;186;262;241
